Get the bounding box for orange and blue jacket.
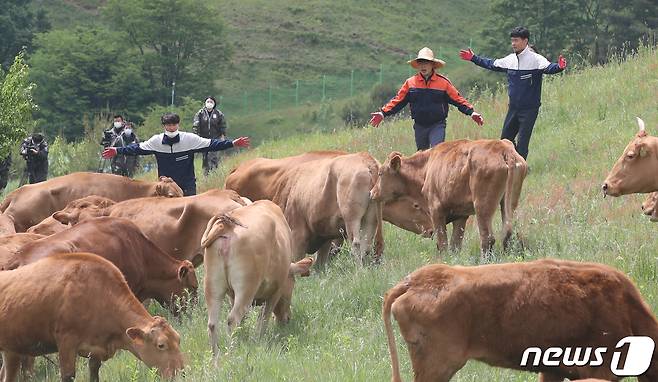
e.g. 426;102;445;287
381;71;473;126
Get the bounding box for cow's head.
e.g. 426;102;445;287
273;257;314;324
126;316;185;378
155;177;184;198
165;260;198;313
52;196;114;225
603;118;658;197
383;196;433;237
641;191;658;222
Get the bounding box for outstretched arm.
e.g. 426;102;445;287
460;48;507;73
370;80;411;127
543;55;567;74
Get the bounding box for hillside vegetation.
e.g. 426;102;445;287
25;48;658;380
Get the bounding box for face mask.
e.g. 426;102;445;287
113;121;123;128
164;130;179;138
123;128;133;136
205;102;215;109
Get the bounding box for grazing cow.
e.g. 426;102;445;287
226;151;433;246
26;195;117;235
201;200;314;365
382;259;658;382
5;217;197;310
53;189;246;265
226;151;383;265
0;253;184;381
602;118;658;197
371;139;527;257
642;192;658;221
0;172;182;232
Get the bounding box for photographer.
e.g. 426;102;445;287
20;133;48;184
100;115;140;177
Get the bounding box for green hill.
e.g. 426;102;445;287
34;0;489;96
23;47;658;380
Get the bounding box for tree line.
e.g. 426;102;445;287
0;0;655;142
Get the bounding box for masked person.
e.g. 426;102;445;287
20;133;48;184
193;96;227;175
370;47;484;151
100;114;140;177
459;26;566;160
103;113;250;196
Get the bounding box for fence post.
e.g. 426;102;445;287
322;75;326;100
350;70;354;97
469;37;473;49
295;79;299;106
408;55;413;77
268;84;272;112
242;92;247;113
379;63;383;84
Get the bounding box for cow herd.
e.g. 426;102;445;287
0;120;656;381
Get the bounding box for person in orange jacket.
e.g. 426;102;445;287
370;47;484;151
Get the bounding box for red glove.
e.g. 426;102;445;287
102;147;117;159
459;49;474;61
369;112;384;127
232;137;251;148
471;112;484;126
558;55;567;69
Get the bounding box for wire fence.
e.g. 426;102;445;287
217;62;421;116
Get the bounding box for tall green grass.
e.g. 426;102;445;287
27;47;658;381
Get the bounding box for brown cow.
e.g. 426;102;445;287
53;189;246;265
5;217;197;310
642;192;658;221
0;172;182;232
0;253;184;381
602;118;658;197
383;259;658;382
26;195;117;235
371;139;527;258
200;200;314;365
226;151;384;265
226;151;433;243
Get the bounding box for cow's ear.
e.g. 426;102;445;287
52;211;72;224
289;257;314;277
177;261;193;280
126;327;146;345
390;155;401;172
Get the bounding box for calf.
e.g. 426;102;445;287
201;200;313;365
0;253;184;381
383;259;658;382
7;217;197;310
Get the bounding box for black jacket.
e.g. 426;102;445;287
193;108;227;138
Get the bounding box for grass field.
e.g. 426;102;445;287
24;46;658;381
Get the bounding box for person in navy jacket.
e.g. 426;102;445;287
102;112;250;196
460;26;566;160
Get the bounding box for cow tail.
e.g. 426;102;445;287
383;281;410;382
200;213;245;248
502;147;527;248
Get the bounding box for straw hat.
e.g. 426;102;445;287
408;47;445;69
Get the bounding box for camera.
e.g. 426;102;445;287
101;130;114;147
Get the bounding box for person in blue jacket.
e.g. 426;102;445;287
102;112;250;196
459;26;566;160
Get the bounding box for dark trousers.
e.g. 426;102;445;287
501;107;539;160
413;120;446;151
202;151;220;175
182;183;197;196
